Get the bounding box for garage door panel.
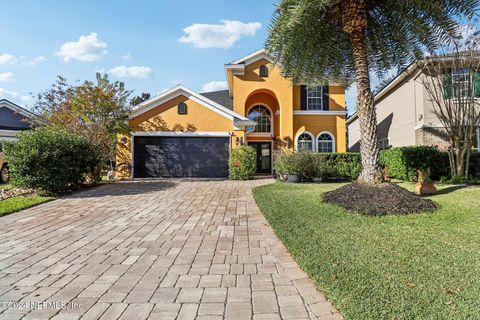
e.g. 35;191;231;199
133;136;229;178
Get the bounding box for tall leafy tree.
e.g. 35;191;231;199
267;0;479;184
33;73;132;168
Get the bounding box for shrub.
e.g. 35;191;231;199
274;151;313;180
4;129;102;193
274;151;361;181
229;145;256;180
312;153;362;180
379;146;449;181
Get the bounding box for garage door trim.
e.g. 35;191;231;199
130;131;231;178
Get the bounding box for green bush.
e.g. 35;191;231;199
4;129;102;193
274;151;361;181
312;153;362;180
229;145;256;180
379;146;449;181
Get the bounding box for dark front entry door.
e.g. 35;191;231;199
249;142;272;174
133;136;229;178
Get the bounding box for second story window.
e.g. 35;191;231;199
301;86;329;110
259;65;269;77
307;87;324;110
444;68;477;99
178;102;187;114
247;105;271;133
452;68;473;98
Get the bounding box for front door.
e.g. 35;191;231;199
248;142;272;174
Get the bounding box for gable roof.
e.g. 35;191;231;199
227;48;271;66
200;90;233;111
129;85;248;121
0;99;35;119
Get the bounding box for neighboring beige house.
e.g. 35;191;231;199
347;62;480;151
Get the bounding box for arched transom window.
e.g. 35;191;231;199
248;105;271;133
296;132;314;151
317;132;335;153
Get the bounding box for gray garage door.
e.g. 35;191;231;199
133;136;230;178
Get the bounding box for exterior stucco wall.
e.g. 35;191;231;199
294;115;346;152
232;59;294;139
347;77;418;151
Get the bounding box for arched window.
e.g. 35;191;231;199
178;102;187;114
247;105;271;133
259;65;269;77
296;132;314;152
317;132;335;153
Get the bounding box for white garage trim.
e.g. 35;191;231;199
130;131;232;178
132;131;231;137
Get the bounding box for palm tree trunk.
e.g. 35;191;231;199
342;0;381;184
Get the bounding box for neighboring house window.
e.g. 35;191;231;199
452;68;472;98
259;65;269;77
178;102;187;114
296;132;314;151
378;138;390;150
300;86;329;110
444;68;480;99
248;105;271;133
317;132;335;152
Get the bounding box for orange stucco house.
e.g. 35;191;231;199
116;49;347;178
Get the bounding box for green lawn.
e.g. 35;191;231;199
253;182;480;320
0;195;53;216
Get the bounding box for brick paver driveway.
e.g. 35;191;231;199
0;179;341;320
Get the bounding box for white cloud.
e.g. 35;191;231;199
122;53;131;60
0;72;13;82
0;88;30;103
202;81;228;92
107;65;152;78
179;20;262;49
0;53;17;65
28;56;46;65
56;32;108;62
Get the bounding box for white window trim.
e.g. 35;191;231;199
306;87;327;111
316;131;336;153
295;131;315;152
246;103;274;136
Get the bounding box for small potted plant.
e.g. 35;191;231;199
415;169;436;195
283;153;300;183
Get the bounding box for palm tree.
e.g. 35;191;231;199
267;0;478;184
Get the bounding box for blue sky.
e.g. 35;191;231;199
0;1;278;106
1;1;475;115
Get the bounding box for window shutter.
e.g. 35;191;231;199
443;70;452;99
322;86;329;110
475;72;480;98
300;85;307;110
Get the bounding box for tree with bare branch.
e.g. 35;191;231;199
420;33;480;178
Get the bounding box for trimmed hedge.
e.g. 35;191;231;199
4;129;102;193
379;146;450;181
274;151;362;181
229;145;256;180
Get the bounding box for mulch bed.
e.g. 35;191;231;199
323;182;437;216
0;187;36;201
